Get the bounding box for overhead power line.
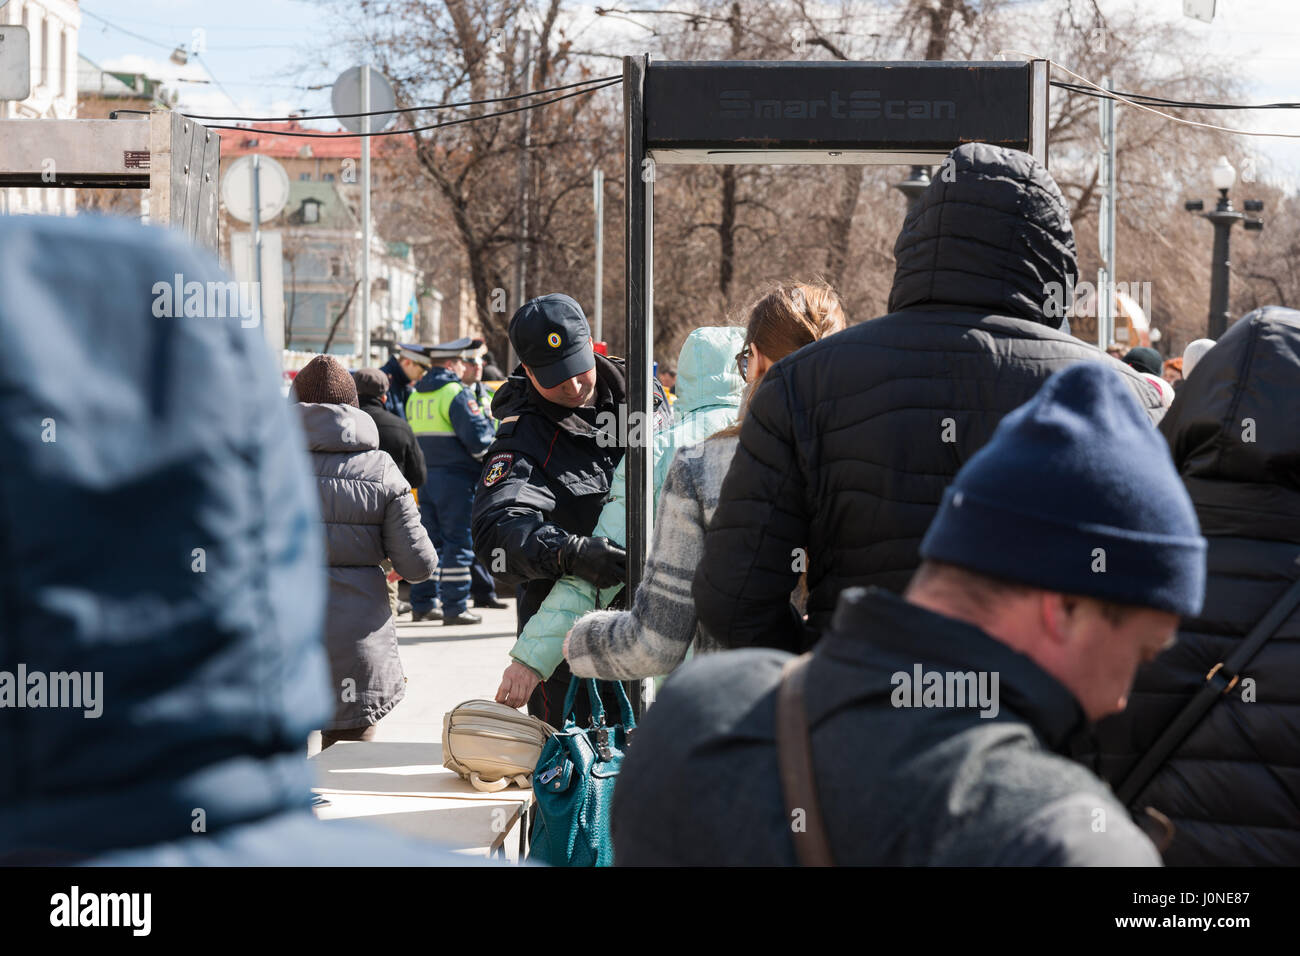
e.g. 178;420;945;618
198;79;622;137
81;8;298;53
80;8;175;52
182;74;623;123
1001;50;1300;139
1052;81;1300;111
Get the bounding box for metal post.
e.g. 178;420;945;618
251;153;265;332
1207;195;1234;340
512;29;534;354
361;63;372;361
1029;58;1050;168
894;165;930;215
593;167;604;343
1097;77;1116;349
623;54;651;717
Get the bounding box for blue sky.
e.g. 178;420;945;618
78;0;340;121
75;0;1300;185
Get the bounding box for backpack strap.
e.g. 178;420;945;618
775;653;834;866
1117;568;1300;806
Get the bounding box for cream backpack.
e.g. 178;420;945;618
442;699;554;792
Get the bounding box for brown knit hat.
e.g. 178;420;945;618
293;355;358;406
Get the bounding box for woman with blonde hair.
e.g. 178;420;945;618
562;280;845;680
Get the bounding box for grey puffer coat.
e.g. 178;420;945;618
299;403;438;729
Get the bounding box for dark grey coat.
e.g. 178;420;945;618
299;403;438;729
613;587;1159;866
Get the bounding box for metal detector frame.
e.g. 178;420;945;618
622;56;1049;713
0;110;221;250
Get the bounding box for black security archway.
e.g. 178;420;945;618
621;56;1049;709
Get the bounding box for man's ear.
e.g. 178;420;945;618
1039;592;1072;645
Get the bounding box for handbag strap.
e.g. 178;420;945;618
610;680;637;731
560;678;636;730
775;653;834;867
469;772;532;793
559;676;602;725
1116;570;1300;806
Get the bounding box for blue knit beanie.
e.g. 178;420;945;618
919;364;1206;616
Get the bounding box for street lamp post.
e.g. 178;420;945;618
1184;156;1264;340
894;165;931;215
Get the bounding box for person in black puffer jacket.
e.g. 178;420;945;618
693;142;1164;653
1092;307;1300;865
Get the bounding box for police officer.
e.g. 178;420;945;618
460;339;496;417
459;340;508;610
380;343;433;420
472;293;670;728
407;338;497;625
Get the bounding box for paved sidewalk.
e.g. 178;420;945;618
308;601;521;755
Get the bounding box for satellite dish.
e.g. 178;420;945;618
221;154;291;224
331;66;397;134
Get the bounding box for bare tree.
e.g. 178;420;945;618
322;277;364;354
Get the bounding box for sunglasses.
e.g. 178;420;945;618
735;345;752;380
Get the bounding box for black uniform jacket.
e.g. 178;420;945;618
472;353;643;630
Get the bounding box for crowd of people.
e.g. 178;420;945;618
3;140;1296;866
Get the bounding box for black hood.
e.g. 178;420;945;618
888;143;1077;328
1159;306;1300;541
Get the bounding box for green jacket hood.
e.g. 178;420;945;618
673;326;746;414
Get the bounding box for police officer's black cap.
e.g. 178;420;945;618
508;293;594;389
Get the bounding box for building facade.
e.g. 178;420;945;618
218;121;462;359
0;0;81;215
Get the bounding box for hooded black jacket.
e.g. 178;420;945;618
1092;307;1300;865
693;143;1164;652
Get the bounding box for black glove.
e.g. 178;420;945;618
558;535;627;589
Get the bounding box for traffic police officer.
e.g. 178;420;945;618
407;338;497;625
380;343;433;420
472;293;671;727
460;339;498;423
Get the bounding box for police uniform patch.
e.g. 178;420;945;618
482;452;513;487
467;398;482;416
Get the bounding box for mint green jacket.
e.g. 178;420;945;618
509;326;747;678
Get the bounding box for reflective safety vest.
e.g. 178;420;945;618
406;367;496;474
475;382;499;430
407;381;464;435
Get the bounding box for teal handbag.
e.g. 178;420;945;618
529;679;635;867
